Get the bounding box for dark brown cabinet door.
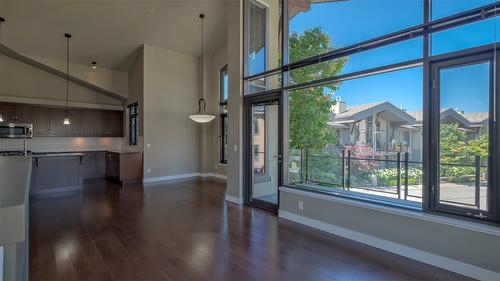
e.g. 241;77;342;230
15;105;33;123
95;152;107;178
105;152;120;179
65;109;82;137
81;110;95;137
32;107;51;136
108;111;123;137
0;104;16;122
0;104;33;123
81;152;96;179
50;108;67;137
93;110;105;136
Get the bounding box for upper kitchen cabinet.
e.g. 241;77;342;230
0;103;32;123
32;107;51;136
96;110;123;137
49;108;67;137
80;110;95;137
0;102;123;137
65;109;82;137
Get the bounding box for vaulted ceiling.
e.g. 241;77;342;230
0;0;228;71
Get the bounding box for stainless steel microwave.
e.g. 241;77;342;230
0;123;33;138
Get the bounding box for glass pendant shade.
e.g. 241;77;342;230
189;98;216;123
63;117;70;125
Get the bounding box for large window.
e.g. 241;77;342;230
244;0;500;223
220;65;228;164
288;0;423;63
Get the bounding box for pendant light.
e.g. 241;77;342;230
189;14;215;123
0;17;5;123
63;33;71;125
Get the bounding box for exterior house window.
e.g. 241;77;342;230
244;0;500;223
220;65;228;164
127;102;138;146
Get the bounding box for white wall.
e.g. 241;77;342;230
24;55;128;99
123;49;144;151
200;41;227;176
0;53;123;110
226;0;244;199
142;44;200;179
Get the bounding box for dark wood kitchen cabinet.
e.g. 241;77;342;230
81;110;95;136
96;111;123;137
105;151;142;184
32;107;51;136
49;108;67;136
81;151;107;179
65;109;82;137
0;102;123;137
33;107;66;136
0;103;32;123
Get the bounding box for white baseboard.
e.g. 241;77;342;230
143;172;227;183
225;194;244;204
200;173;227;180
278;210;500;281
143;173;201;183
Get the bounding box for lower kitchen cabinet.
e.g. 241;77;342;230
81;151;107;179
105;152;143;184
81;151;142;184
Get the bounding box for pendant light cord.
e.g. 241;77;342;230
65;33;71;116
200;14;205;102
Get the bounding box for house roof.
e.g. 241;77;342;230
332;102;488;130
331;102;416;124
408;110;488;125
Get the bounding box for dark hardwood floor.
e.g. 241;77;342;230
29;178;472;281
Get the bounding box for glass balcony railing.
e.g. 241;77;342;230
289;149;487;209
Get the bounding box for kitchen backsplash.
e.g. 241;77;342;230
0;137;123;152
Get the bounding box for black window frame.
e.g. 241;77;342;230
428;50;499;222
127;102;138;146
220;65;229;164
242;0;500;224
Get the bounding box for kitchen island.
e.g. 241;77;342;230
0;156;31;281
30;152;84;195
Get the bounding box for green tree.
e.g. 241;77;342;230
289;27;347;150
439;123;471;165
469;133;489;160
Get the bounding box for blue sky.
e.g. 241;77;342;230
286;0;498;113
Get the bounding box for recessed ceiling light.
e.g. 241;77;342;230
149;9;155;14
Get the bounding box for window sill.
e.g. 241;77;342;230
279;186;500;237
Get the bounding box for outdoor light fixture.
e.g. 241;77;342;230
90;61;97;71
189;14;215;123
63;33;72;125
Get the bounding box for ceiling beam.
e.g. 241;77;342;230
0;43;127;103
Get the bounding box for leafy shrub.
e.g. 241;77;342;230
375;168;422;186
442;166;475;183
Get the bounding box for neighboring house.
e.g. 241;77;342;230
328;98;488;162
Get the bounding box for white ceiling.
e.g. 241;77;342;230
0;0;228;71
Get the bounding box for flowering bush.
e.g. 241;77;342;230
375;168;422;186
442;166;475;183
